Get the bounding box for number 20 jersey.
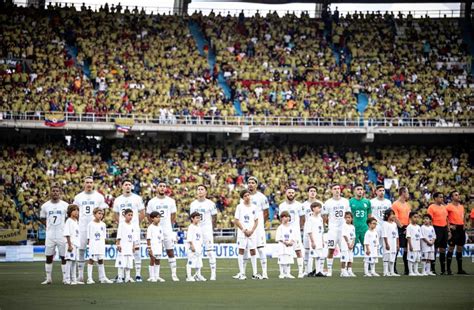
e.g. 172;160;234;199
322;197;350;231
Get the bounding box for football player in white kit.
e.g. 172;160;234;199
40;185;69;284
301;185;324;275
278;187;305;278
73;177;108;282
234;189;259;280
189;184;218;281
235;176;269;279
322;184;350;277
146;181;179;281
370;185;392;246
114;180;145;282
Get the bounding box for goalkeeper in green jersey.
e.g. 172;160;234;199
349;184;372;246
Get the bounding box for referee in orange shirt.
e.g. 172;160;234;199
427;192;449;275
446;191;468;275
391;187;411;275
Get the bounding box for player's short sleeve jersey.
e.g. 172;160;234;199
190;199;217;231
364;229;379;257
304;215;324;249
340;223;356;251
420;225;436;252
146;224;164;254
406;224;421;251
279;200;304;231
382;221;398;250
73;191;107;231
146;196;177;232
113;193;145;228
186;223;203;251
240;191;269;230
302;199;324;222
234;203;258;233
370;198;392;223
40;200;69;240
63;218;80;247
87;221;107;255
116;222;135;255
322;197;350;230
349;198;372;228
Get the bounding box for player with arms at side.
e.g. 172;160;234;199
323;184;350;277
114;180;146;282
73;177;107;282
302;186;324;275
304;202;326;277
279;187;305;278
86;208;113;283
40;185;69;284
189;184;218;280
234;190;259;280
349;184;372;251
370;185;392;247
146;181;179;281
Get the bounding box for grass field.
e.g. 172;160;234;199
0;258;472;310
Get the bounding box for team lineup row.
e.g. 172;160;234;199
40;177;469;284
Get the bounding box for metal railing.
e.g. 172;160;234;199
1;111;472;128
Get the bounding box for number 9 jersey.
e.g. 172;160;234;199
73;191;107;249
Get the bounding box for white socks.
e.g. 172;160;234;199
87;263;94;281
45;263;52;281
154;265;161;279
134;251;141;278
169;257;177;277
297;257;304;275
250;255;257;275
98;264;106;280
307;258;314;274
238;254;245;275
326;258;334;273
208;251;216;278
258;248;267;276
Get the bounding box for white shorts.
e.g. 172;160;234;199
163;230;175;250
45;238;66;257
340;250;354;263
115;254;134;269
407;250;421;262
278;254;294;265
237;236;256;250
149;245;163;258
364;256;379;264
89;254;105;262
79;231;88;250
326;229;341;249
187;252;203;268
255;227;266;248
202;230;215;251
308;248;324;258
383;252;397;262
421;251;435;260
65;245;79;261
292;238;303;252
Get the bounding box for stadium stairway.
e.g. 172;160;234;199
188;21;242;115
460;19;474;76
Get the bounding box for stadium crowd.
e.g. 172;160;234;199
0;4;473;121
0;138;471;234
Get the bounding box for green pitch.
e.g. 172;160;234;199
0;259;472;310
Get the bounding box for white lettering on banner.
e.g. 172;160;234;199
1;244;473;262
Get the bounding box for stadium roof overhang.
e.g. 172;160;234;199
193;0;464;4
